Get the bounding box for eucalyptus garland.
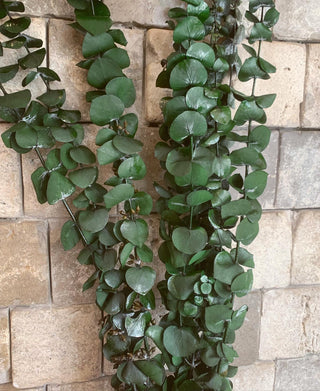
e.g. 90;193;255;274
152;0;279;390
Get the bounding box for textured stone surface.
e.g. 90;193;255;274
273;0;320;41
0;384;43;391
11;305;101;388
0;220;49;306
0;309;10;384
260;287;320;360
275;355;320;391
291;211;320;285
0;125;22;218
50;220;96;306
259;131;279;209
137;127;163;200
24;0;73;17
276;131;320;209
107;0;181;26
302;44;320;128
234;291;261;366
247;212;292;290
48;378;112;391
145;29;173;123
0;18;46;99
233;361;275;391
235;42;306;128
49;19;90;121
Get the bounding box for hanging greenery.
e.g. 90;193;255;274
0;0;279;389
152;0;279;389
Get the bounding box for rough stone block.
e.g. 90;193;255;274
260;287;320;360
0;309;10;384
291;211;320;285
259;131;279;209
0;384;43;391
233;361;275;391
145;29;173;123
107;0;181;26
11;305;102;388
275;355;320;391
49;219;96;306
276;131;320;209
48;378;112;391
302;44;320;128
273;0;320;41
234;291;261;366
247;211;292;290
0;125;22;218
0;220;49;306
23;0;73;17
235;42;306;128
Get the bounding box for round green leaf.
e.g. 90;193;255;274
120;219;149;248
170;59;208;90
131;192;153;215
166;148;191;177
211;106;231;125
90;95;125;126
87;57;124;89
105;77;136;108
95;249;117;271
169;110;207;142
46;171;76;205
244;171;268;199
236;218;259;245
78;208;109;233
214;251;243;285
112;135;143;154
118;155;146;180
125;266;156;295
229;305;248;330
103;47;130;69
70;146;96;164
104;184;135;209
168;273;200;300
97;140;124;165
163;326;198;357
231;270;253;297
205;305;233;333
172;227;208;255
186;42;215;68
248;125;271;152
186;86;217;115
15;123;37;148
187;190;213;206
69;167;98;188
173;16;205;43
82;32;114;58
61;221;81;250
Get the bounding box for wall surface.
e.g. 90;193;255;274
0;0;320;390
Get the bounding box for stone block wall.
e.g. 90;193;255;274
0;0;319;390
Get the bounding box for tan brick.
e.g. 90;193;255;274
136;127;163;200
302;44;320;128
0;309;10;384
247;212;292;290
0;125;22;218
145;29;172;123
259;131;279;210
275;355;320;391
273;0;320;41
0;384;43;391
235;42;306;128
24;0;73;17
49;19;90;122
11;305;102;388
276;131;320;209
292;211;320;285
233;361;275;391
50;219;96;305
48;378;112;391
1;18;46;100
234;291;261;366
107;0;181;26
0;220;49;306
260;287;320;360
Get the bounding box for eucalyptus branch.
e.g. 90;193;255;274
153;0;279;389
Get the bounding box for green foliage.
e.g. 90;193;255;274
153;0;278;389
